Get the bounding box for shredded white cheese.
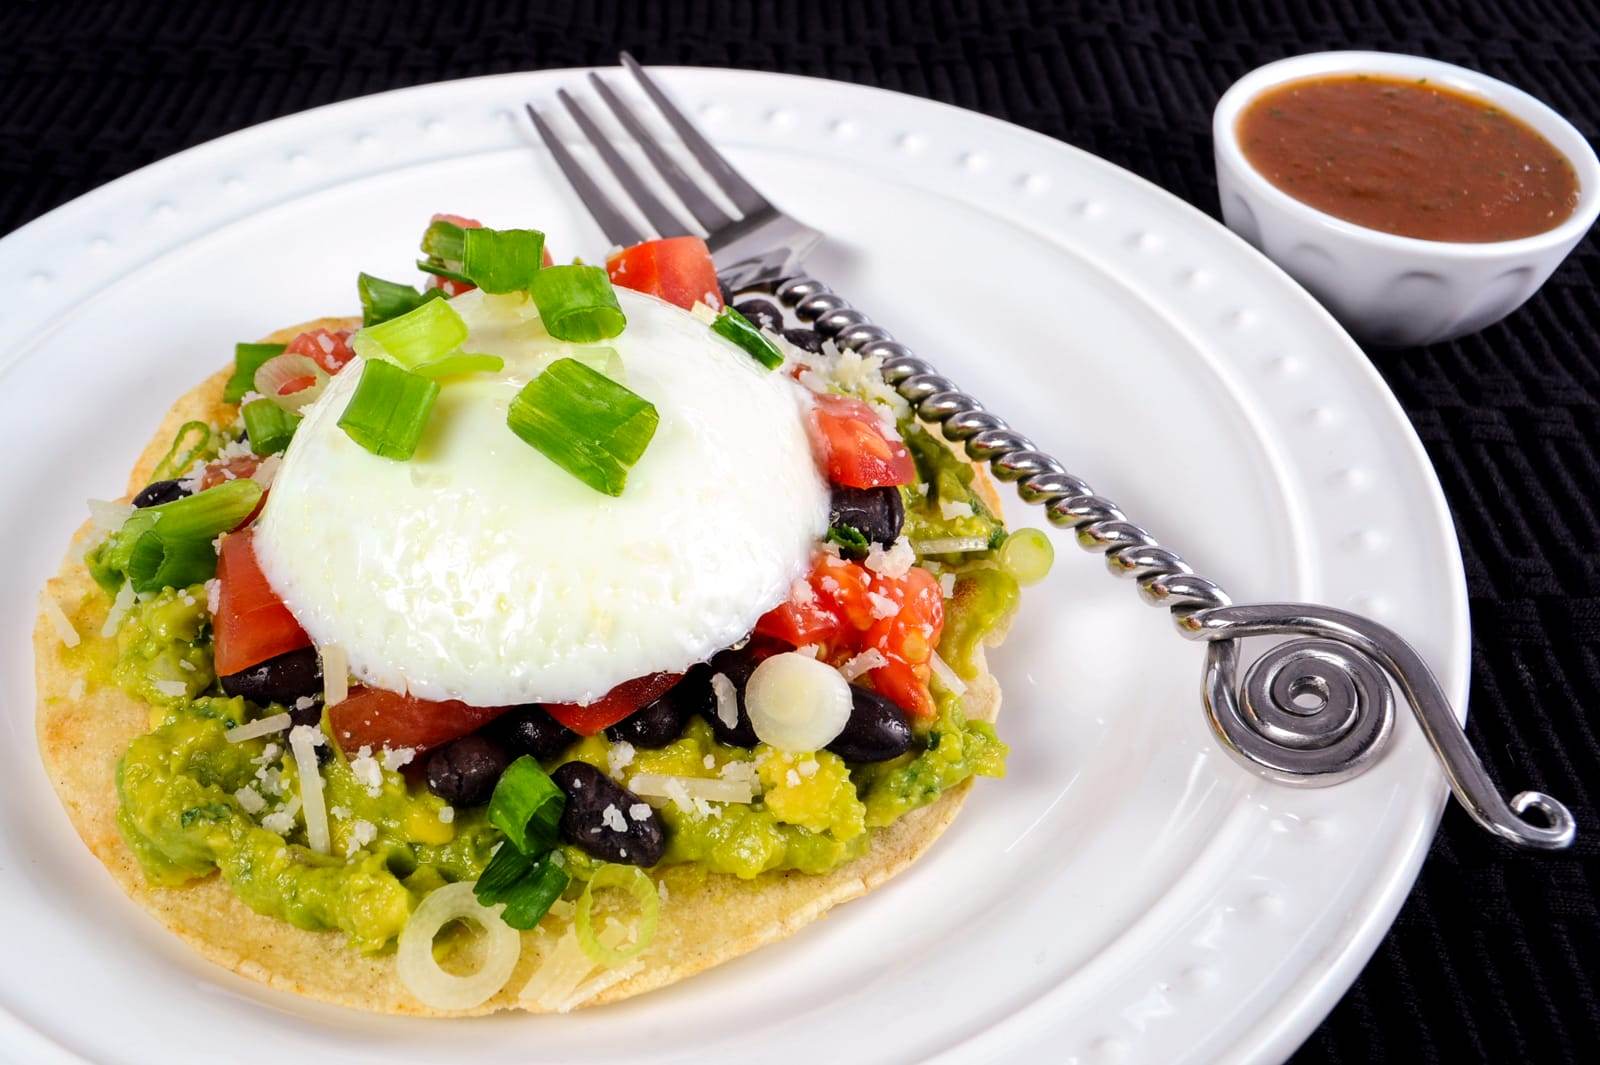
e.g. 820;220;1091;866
250;453;282;490
841;648;888;680
100;581;135;637
628;773;755;805
345;818;377;857
350;746;383;797
865;536;915;578
225;712;292;743
40;590;80;648
320;644;349;706
607;741;637;776
710;672;739;730
939;499;975;520
689;300;719;324
380;746;416;772
204;578;221;615
867;590;901;619
151;679;189;699
795;643;821;658
789;578;815;605
86;498;135;540
288;725;331;854
233;786;266;815
940;572;957;599
929;650;968;696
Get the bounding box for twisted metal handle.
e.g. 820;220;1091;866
769;275;1575;851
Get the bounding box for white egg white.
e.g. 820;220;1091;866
254;288;829;706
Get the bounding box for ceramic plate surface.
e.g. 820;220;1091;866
0;68;1466;1065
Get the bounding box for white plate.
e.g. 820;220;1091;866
0;68;1465;1065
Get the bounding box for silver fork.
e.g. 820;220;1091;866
524;54;1574;851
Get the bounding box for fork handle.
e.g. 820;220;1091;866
766;275;1574;851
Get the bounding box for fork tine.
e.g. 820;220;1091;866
557;88;692;240
620;52;770;217
524;103;645;249
588;71;737;235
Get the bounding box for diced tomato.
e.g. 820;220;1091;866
284;328;355;375
329;688;511;754
755;555;944;718
199;455;260;490
213;530;311;676
543;672;683;736
431;213;482;229
809;394;915;489
606;237;721;312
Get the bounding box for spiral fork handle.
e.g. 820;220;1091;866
771;274;1574;851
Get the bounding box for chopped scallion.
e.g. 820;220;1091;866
473;845;570;931
420;218;466;263
487;756;565;855
357;272;443;327
711;306;784;370
125;530;219;594
149;421;213;481
415;259;473;285
506;358;658;496
241;399;301;455
336;359;440;460
145;479;263;540
349;297;468;369
225;343;287;404
528;265;626;342
461;227;546;294
412;352;505;378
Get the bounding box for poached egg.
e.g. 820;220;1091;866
254;288;829;706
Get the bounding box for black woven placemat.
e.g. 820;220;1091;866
4;2;1597;1061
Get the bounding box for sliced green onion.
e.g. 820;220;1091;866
241;399;301;455
349;297;468;369
507;358;659;496
475;847;571;931
421;218;467;262
416;259;473;285
143;478;263;540
528;265;626;342
100;479;263;591
575;864;658;966
126;530;219;594
336;359;440;461
224;343;286;404
149;421;213;481
561;345;625;384
826;524;870;557
462;227;545;295
711;306;784;370
358;272;443;327
487;755;565;854
412;352;505;378
997;527;1054;586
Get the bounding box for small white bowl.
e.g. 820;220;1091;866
1214;51;1600;347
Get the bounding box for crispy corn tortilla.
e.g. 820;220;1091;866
34;318;1006;1016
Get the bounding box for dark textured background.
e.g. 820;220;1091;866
3;1;1596;1061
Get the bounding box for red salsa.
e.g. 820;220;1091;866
1237;74;1579;242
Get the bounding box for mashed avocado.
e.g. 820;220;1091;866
104;410;1016;951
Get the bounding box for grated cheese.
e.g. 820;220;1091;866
350;746;383;797
260;796;300;835
380;746;416;772
100;581;135;637
320;644;349;706
40;590;80;649
939;498;974;520
865;536;915;578
151;679;189;699
929;650;968;696
867;591;901;619
710;672;739;730
289;725;331;854
628;802;651;821
234;786;266;815
607;741;636;777
345;818;377;857
600;804;627;833
840;648;888;680
225;712;292;743
940;572;957;599
628;772;754;805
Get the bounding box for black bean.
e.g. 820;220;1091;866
733;298;783;333
132;479;190;508
783;327;823;353
220;647;323;706
424;734;511;807
491;705;576;760
828;686;914;762
605;687;691;749
828;485;905;555
686;645;768;747
551;762;663;866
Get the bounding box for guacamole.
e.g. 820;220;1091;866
100;408;1015;954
